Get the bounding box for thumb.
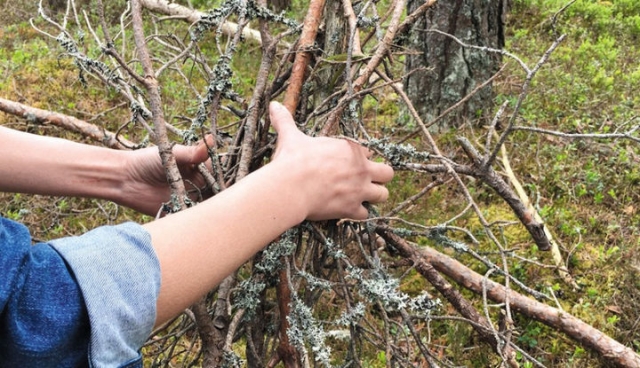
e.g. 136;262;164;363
175;135;212;166
269;101;301;140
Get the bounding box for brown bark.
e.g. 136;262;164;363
210;275;236;366
237;28;278;180
0;97;133;150
191;299;219;368
377;226;640;368
272;267;300;368
282;0;326;115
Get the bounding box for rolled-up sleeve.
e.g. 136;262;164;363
49;222;160;368
0;218;90;367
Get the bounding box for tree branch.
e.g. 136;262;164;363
0;97;134;150
379;227;640;368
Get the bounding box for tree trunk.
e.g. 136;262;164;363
404;0;508;130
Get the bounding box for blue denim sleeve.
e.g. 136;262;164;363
49;222;160;368
0;217;90;367
1;217;159;368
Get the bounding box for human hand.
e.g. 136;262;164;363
269;101;394;220
120;139;211;216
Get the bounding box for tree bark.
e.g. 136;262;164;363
404;0;508;130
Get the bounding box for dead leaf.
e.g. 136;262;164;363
623;205;635;215
606;305;623;314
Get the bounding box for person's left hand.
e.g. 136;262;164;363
118;139;211;216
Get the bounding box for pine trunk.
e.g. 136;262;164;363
404;0;508;130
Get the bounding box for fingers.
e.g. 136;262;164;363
364;183;390;204
174;136;213;166
346;185;388;220
191;136;213;164
269;101;301;139
368;160;395;184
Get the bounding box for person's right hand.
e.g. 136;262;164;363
268;101;394;221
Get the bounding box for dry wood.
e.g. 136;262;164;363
378;226;640;368
498;140;578;289
131;0;188;209
140;0;265;45
377;227;519;367
0;97;133;149
282;0;326;114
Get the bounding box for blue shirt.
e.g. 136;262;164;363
0;216;160;367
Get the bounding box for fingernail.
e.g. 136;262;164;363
270;101;283;110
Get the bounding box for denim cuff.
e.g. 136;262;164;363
49;222;160;368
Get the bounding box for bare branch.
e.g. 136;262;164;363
0;97;134;149
139;0;267;46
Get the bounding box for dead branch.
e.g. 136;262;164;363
237;25;278;179
132;0;188;210
511;124;640;144
379;227;640;368
269;262;300;368
377;227;519;368
0;97;133;149
282;0;326;114
321;0;425;135
457;137;551;251
139;0;266;46
498;139;578;288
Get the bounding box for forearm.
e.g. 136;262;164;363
144;160;307;324
0;126;126;201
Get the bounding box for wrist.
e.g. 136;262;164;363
249;159;311;225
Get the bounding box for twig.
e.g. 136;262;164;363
498;137;579;289
511;124;640;144
321;0;416;135
483;34;566;169
428;29;530;74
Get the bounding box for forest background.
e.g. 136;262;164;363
0;0;639;367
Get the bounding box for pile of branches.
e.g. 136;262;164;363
2;0;639;366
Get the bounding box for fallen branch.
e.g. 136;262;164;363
378;226;640;368
458;137;552;251
498;139;578;289
377;227;519;367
